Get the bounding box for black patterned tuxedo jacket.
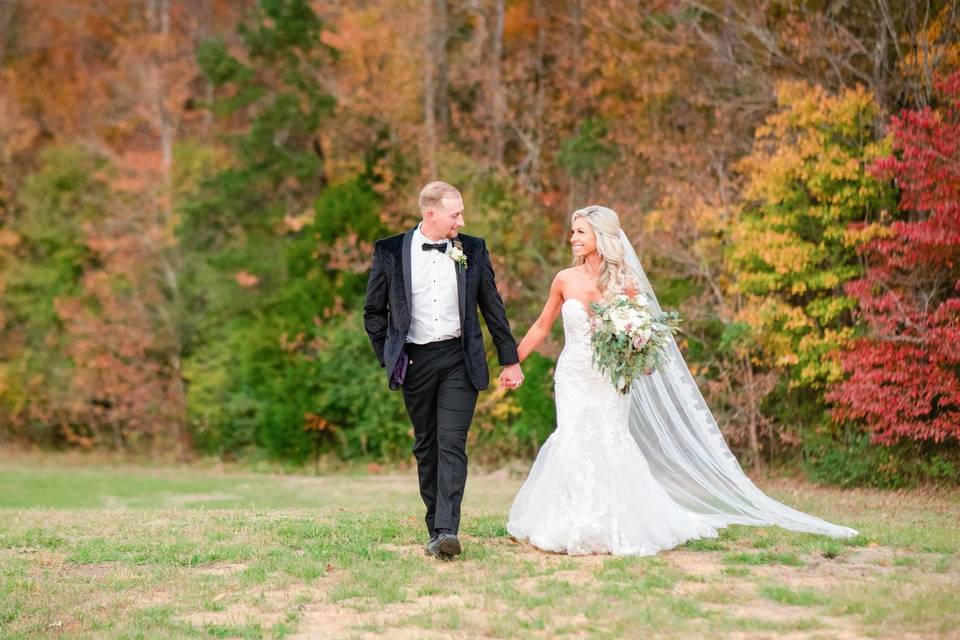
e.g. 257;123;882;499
363;227;519;391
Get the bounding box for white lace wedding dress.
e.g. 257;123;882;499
507;226;857;556
506;298;720;555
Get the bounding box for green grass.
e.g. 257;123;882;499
722;551;804;566
758;584;827;606
1;456;958;638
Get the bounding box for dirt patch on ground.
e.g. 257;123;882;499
182;587;306;630
194;562;249;576
58;561;122;578
291;592;482;640
664;549;725;578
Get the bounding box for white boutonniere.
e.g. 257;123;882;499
449;240;467;270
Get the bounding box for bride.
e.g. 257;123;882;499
501;205;857;556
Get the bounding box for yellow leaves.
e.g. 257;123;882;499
775;328;855;387
731;224;815;282
330;3;422;140
736;296;809;333
843;221;893;247
740;81;882;208
812;154;862;184
476;385;522;426
763;240;813;276
729;78;895;393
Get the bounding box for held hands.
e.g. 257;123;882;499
498;363;524;391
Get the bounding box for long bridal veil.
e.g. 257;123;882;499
618;228;858;538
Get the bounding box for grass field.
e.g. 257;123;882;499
1;452;958;639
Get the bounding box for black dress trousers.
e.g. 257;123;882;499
400;337;479;537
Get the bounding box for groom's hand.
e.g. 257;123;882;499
500;363;524;390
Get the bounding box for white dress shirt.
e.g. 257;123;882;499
406;224;462;344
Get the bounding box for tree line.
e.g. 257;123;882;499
0;0;957;486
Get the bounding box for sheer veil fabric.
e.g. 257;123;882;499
617;228;858;538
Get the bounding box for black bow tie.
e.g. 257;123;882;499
422;242;448;253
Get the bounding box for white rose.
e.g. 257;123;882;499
630;310;650;327
611;315;630;334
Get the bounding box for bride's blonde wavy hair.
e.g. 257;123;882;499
571;205;639;301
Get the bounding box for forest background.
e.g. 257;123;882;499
1;0;958;488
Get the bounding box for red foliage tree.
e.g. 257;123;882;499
826;71;960;444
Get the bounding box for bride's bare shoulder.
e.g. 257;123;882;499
555;266;582;281
552;267;580;289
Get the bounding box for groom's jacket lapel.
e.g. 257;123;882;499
454;236;466;333
401;226;414;319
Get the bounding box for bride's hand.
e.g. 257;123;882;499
500;364;524;390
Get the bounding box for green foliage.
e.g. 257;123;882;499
0;146;112;442
309;316;410;460
183;182;387;462
185;0;335;250
803;429;960;488
558;117;620;180
179;0;397;463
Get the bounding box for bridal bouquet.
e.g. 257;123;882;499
588;293;682;394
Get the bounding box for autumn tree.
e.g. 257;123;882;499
827;71;960;450
728;81;896;445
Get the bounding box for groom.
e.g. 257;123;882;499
363;181;523;560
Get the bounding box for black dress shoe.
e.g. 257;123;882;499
424;535;453;560
437;532;461;557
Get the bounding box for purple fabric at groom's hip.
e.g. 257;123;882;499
390;346;409;387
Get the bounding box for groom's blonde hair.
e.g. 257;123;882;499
419;181;461;213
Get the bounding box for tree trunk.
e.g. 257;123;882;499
424;1;438;179
151;0;187;458
112;420;125;452
528;0;547;189
434;0;449;136
742;354;763;471
489;0;505;166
